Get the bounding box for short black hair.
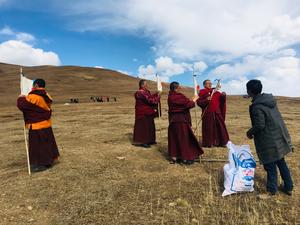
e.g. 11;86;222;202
139;79;146;88
170;81;179;91
33;79;46;88
203;79;210;86
246;79;262;95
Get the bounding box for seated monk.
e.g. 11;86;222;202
168;82;203;164
17;79;60;172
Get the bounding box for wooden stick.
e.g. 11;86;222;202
20;67;31;175
23;125;31;175
194;107;199;137
157;101;162;141
199;159;228;162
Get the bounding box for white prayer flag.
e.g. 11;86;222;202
20;68;33;95
193;75;199;96
156;74;162;92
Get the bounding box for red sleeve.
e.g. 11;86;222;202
137;91;160;105
197;90;209;109
170;93;195;111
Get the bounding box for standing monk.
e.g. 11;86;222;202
197;79;229;147
133;79;161;148
17;79;60;172
168;82;203;164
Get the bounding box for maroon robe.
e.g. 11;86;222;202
133;88;160;144
168;91;203;160
17;95;59;166
197;88;229;147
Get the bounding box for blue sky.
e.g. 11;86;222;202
0;0;300;96
0;7;155;72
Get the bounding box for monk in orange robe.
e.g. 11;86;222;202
197;79;229;147
17;79;59;172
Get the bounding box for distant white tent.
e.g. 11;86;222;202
20;68;33;96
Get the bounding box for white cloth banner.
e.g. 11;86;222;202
156;75;162;92
193;75;198;96
20;74;33;96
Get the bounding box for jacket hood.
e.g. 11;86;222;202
252;93;276;108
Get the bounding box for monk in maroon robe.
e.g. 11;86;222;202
168;82;203;164
17;79;59;172
197;79;229;147
133;79;161;148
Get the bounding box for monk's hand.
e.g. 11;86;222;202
192;95;199;102
246;130;253;139
207;96;212;101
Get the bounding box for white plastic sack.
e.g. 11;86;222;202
222;141;256;197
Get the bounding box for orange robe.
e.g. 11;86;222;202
17;88;59;166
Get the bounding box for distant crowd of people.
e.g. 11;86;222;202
69;96;117;103
90;96;117;102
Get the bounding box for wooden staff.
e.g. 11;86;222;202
156;74;163;141
20;67;31;175
23;125;31;175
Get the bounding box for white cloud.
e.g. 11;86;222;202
0;40;61;66
0;26;36;43
54;0;300;60
15;32;35;42
0;26;60;66
138;56;208;82
138;56;186;81
212;51;300;97
0;26;14;35
117;69;133;75
193;61;208;73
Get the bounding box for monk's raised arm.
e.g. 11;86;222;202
138;91;160;105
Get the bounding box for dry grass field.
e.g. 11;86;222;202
0;63;299;225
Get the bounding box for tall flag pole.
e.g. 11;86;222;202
192;69;200;138
156;73;162;92
20;67;32;175
156;73;162;141
193;70;198;96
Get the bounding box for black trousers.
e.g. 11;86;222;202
263;158;293;193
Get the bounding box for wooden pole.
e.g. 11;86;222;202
157;101;162;141
23;123;31;175
20;67;31;175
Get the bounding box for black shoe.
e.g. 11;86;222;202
140;144;151;148
169;159;182;164
279;185;293;196
133;143;151;148
142;144;151;148
31;165;51;172
148;142;157;145
182;160;194;165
